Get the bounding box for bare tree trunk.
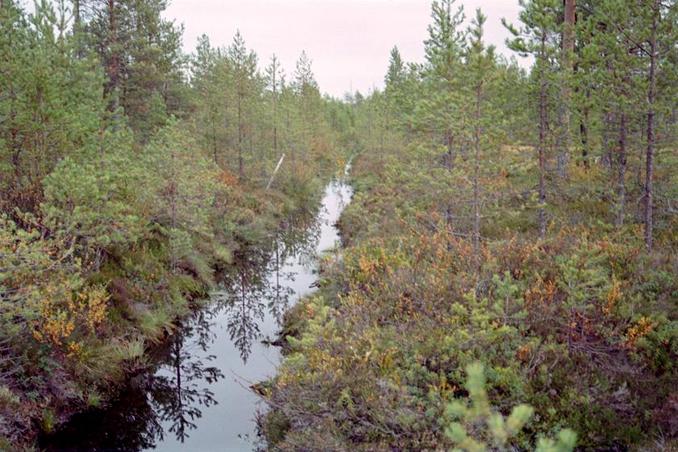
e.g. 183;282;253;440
616;112;627;227
73;0;83;58
266;153;285;190
273;115;278;157
238;90;243;180
637;138;644;190
473;81;482;267
169;148;178;274
286;102;295;172
644;4;658;250
104;0;120;114
538;35;548;239
73;0;81;29
445;128;454;228
445;129;454;169
73;0;85;59
275;238;280;303
272;65;278;156
580;90;590;169
556;0;576;178
601;110;614;168
212;116;218;165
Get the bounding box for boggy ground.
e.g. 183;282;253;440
262;143;677;451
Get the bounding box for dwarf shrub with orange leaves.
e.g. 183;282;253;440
264;142;677;450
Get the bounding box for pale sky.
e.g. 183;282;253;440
165;0;528;98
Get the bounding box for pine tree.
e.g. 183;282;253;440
424;0;465;83
228;31;258;179
292;51;321;161
556;0;576;177
637;0;677;250
579;0;677;249
445;362;577;451
265;54;284;157
577;0;644;228
505;0;561;238
465;9;496;266
416;0;466;227
420;0;465;167
385;46;405;95
0;0;106;217
384;46;406;136
84;0;186;139
192;34;224;165
292;50;318;96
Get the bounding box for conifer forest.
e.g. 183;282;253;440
0;0;676;450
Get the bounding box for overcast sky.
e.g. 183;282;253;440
166;0;527;98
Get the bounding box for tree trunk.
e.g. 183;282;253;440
238;90;243;180
104;0;121;113
72;0;85;58
601;110;614;168
538;35;548;239
445;128;454;228
644;4;658;250
556;0;576;178
212;116;218;165
579;120;588;168
616;112;627;227
579;89;590;169
472;81;482;267
169;147;178;274
73;0;80;29
272;69;278;156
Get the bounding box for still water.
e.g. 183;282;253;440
41;171;353;451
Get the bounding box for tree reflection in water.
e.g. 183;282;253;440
216;212;321;363
149;310;224;443
40;310;223;451
39;209;323;450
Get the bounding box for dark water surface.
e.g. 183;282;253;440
40;173;353;451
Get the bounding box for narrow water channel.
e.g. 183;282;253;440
41;169;353;451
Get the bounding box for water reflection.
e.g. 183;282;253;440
216;214;321;363
40;174;352;451
151;312;224;443
40;310;224;451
